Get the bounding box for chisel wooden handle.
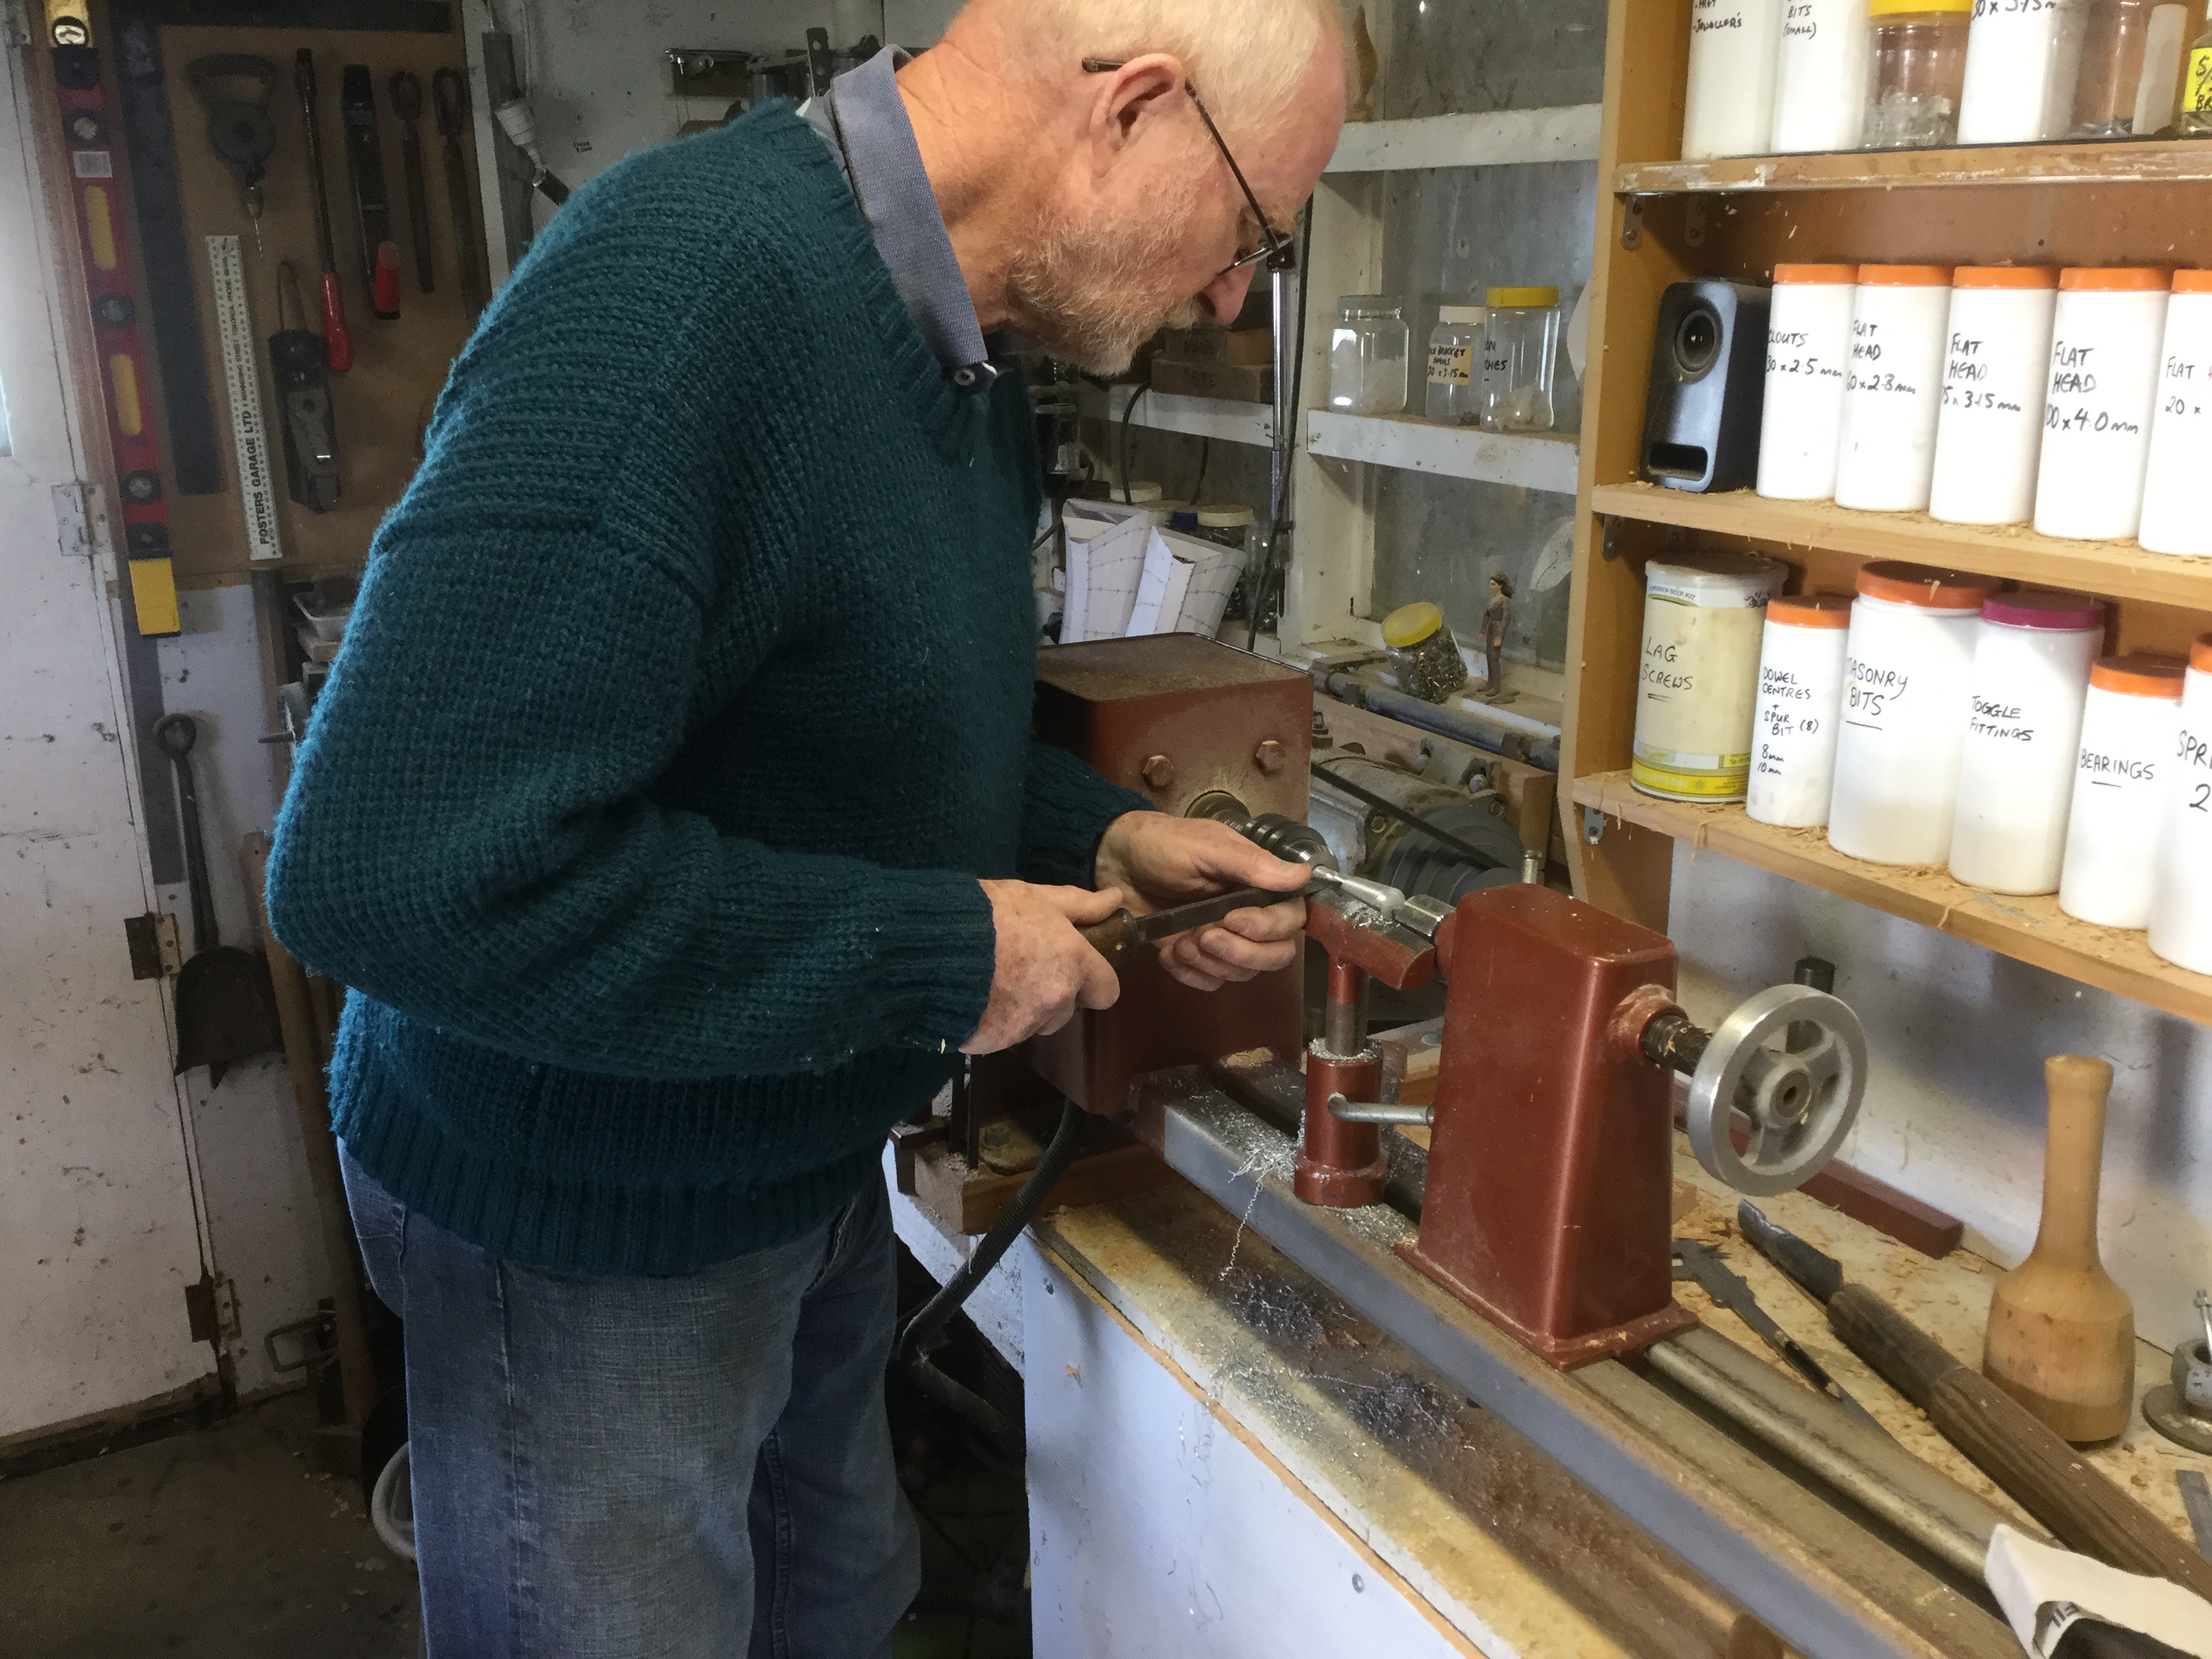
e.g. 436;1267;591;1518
1828;1284;2212;1599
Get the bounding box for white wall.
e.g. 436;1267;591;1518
1669;845;2212;1357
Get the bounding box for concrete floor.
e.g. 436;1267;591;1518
0;1391;419;1659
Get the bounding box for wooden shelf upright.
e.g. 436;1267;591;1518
1562;0;2212;1026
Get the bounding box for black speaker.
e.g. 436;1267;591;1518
1639;281;1770;493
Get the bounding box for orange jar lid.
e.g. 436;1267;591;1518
1954;266;2059;289
1774;263;1857;285
1855;560;2000;609
1767;592;1854;630
2059;268;2171;291
2091;654;2187;697
1857;264;1952;287
2172;270;2212;295
2196;634;2212;674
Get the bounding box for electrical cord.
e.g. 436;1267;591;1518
1117;384;1150;502
896;1098;1085;1458
1251;203;1313;649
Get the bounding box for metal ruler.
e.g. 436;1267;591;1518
204;234;283;563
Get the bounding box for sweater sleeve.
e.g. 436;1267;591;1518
1017;741;1153;888
265;134;998;1082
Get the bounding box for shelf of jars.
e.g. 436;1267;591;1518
1615;139;2212;197
1326;104;1605;176
1080;384;1275;448
1589;483;2212;613
1307;411;1580;493
1570;768;2212;1028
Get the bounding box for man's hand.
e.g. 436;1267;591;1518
962;881;1126;1055
1093;813;1311;992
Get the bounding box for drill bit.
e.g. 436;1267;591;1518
2196;1288;2212;1360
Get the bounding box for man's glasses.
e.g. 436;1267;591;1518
1080;58;1297;276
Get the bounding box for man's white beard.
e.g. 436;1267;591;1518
1007;181;1213;375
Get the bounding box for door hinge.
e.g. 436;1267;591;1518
124;912;182;979
184;1273;241;1345
1;1;30;48
51;480;107;560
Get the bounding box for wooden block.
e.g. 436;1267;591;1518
907;1139;1176;1235
1158;327;1274;366
1151;359;1274;403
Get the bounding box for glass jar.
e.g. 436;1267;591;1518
1191;505;1255;553
1328;296;1410;415
1861;0;1970;150
1425;304;1486;425
1479;287;1561;433
2073;0;2188;137
1381;601;1468;704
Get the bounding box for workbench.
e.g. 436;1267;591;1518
888;1130;2207;1658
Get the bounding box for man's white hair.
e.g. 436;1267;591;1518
1012;0;1344;137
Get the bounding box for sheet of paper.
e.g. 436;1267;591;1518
1159;528;1246;639
1125;529;1184;636
1062;535;1090;644
1077;513;1151;641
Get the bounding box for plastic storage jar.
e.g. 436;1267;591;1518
1956;0;2089;144
1382;601;1469;704
1827;561;2000;865
1834;266;1954;512
1947;591;2106;894
1480;288;1562;432
1862;0;1971;149
1771;0;1876;153
2137;270;2212;557
1747;592;1855;828
1757;264;1859;501
2058;655;2187;928
2072;0;2190;136
2148;636;2212;974
1682;0;1786;159
2034;268;2171;542
1329;297;1410;416
1631;551;1786;802
1928;266;2060;527
1425;305;1486;425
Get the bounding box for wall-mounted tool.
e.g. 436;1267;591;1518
490;90;570;205
431;69;485;319
1672;1238;1893;1440
1740;1203;2212;1600
339;66;401;319
270;260;340;512
1983;1054;2137;1445
155;716;283;1088
185;55;277;249
388;71;434;294
293;49;354;372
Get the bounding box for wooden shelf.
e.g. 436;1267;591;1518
1327;106;1603;176
1307;411;1580;493
1590;481;2212;613
1571;770;2212;1028
1616;139;2212;197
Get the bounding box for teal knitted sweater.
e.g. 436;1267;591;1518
267;105;1147;1276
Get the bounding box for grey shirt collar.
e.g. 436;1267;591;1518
800;49;999;390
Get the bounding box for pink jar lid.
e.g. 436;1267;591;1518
1982;590;2106;632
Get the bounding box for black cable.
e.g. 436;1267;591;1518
896;1099;1085;1456
1189;437;1212;508
1118;384;1149;503
1251;203;1313;651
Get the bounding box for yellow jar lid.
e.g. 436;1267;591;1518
1382;601;1443;649
1870;0;1969;14
1486;286;1559;309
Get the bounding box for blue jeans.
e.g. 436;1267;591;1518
342;1147;918;1659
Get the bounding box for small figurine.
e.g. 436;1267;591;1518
1479;573;1514;702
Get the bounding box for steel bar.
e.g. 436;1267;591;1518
1143;1087;2018;1659
1647;1325;2026;1582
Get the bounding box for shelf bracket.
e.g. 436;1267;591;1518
1582;806;1607;846
1619;196;1643;251
1683;197;1708;248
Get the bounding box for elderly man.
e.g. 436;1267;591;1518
266;0;1347;1653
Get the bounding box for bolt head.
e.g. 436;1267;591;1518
1141;754;1176;791
1254;739;1286;776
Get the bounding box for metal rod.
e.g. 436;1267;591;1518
1326;1092;1433;1127
1322;958;1367;1059
1643;1009;1711;1076
1645;1326;2020;1584
1318;669;1563;770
